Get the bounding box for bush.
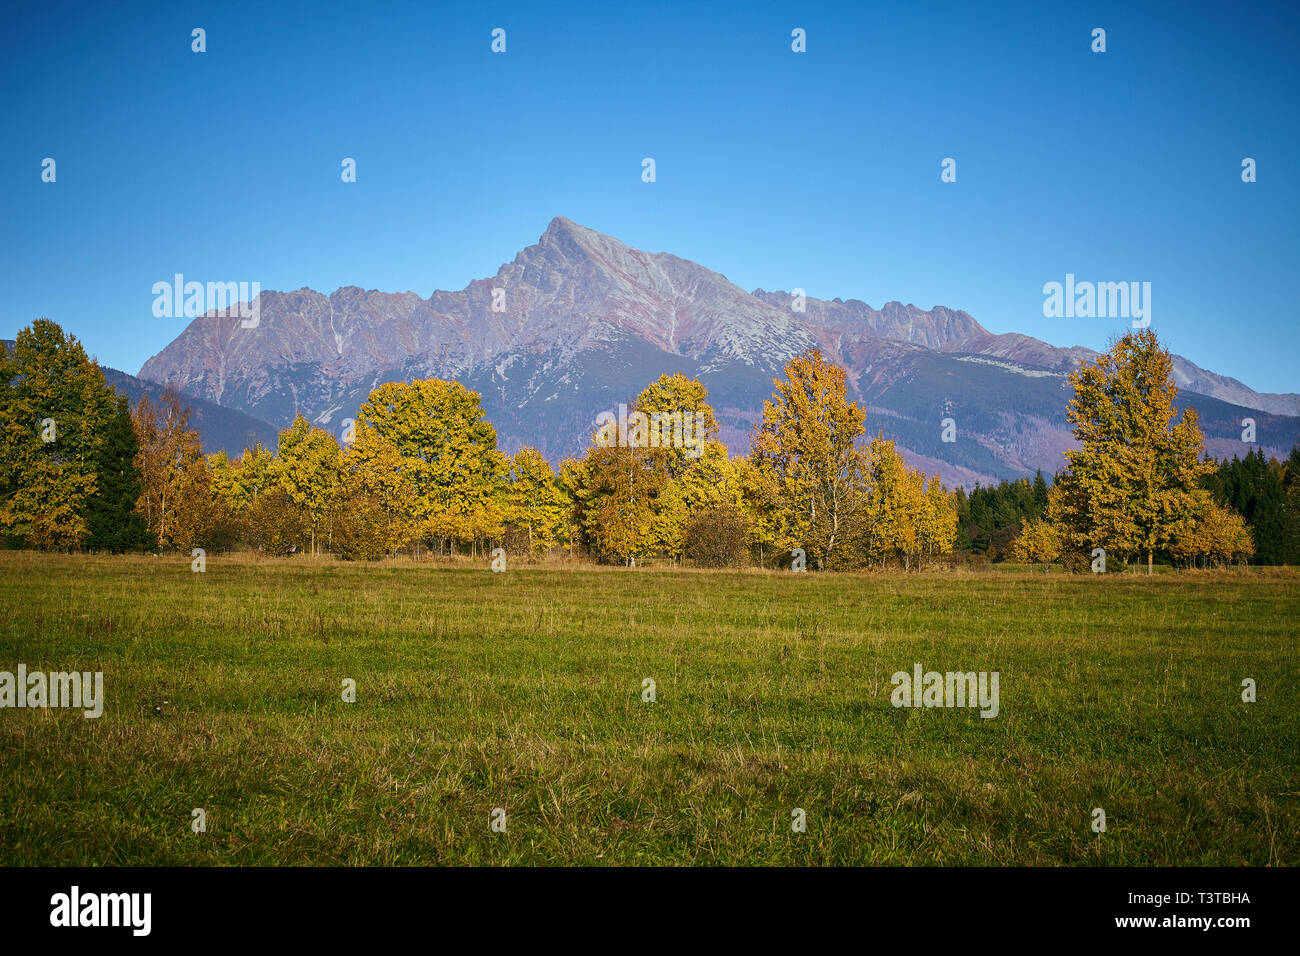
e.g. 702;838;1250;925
1059;548;1094;574
331;490;394;561
683;504;750;568
246;489;308;555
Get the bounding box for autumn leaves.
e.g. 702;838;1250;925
750;351;957;571
1011;330;1253;573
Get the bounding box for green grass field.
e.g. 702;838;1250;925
0;552;1296;866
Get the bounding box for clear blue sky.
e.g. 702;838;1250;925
3;0;1297;392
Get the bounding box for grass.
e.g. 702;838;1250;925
0;551;1296;866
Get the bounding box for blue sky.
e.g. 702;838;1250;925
3;0;1297;392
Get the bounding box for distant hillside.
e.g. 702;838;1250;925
99;366;279;456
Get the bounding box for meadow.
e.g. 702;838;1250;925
0;552;1295;866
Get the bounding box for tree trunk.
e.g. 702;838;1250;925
1147;550;1153;576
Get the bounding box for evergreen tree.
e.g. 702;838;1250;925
1285;445;1300;564
1032;470;1049;513
1209;449;1286;563
84;393;154;551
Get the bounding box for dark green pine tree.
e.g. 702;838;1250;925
1032;469;1049;515
1209;448;1290;564
84;394;155;552
1250;450;1286;563
1283;445;1300;564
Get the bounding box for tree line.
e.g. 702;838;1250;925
0;320;954;567
2;320;1291;571
959;447;1300;567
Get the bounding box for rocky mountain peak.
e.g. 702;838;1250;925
134;218;1300;485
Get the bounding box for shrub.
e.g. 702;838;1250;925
683;504;750;568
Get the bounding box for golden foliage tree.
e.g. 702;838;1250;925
855;436;927;569
0;320;117;549
357;379;508;556
917;475;959;565
555;456;591;557
751;350;867;568
1048;330;1215;574
1008;517;1061;571
632;374;742;560
584;440;669;566
732;456;780;566
271;415;342;555
507;447;566;555
132;391;219;550
332;427;416;560
1169;499;1254;568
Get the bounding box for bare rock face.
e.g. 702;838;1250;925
138;217;1299;486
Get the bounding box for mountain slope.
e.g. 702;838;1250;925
100;367;280;457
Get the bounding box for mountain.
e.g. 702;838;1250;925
136;217;1300;485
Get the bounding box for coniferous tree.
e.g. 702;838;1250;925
1209;449;1286;563
1282;446;1300;564
1032;470;1049;513
85;393;154;552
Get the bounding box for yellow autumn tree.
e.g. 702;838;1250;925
357;379;508;557
1169;499;1254;569
855;436;925;569
583;438;670;566
507;447;566;555
0;320;117;549
1048;330;1215;574
633;374;740;560
751;350;867;569
733;455;781;566
556;456;591;557
917;475;958;565
133;391;220;550
333;424;417;559
210;443;275;544
1203;502;1255;567
271;415;343;555
1008;517;1061;571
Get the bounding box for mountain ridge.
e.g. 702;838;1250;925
136;217;1300;485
